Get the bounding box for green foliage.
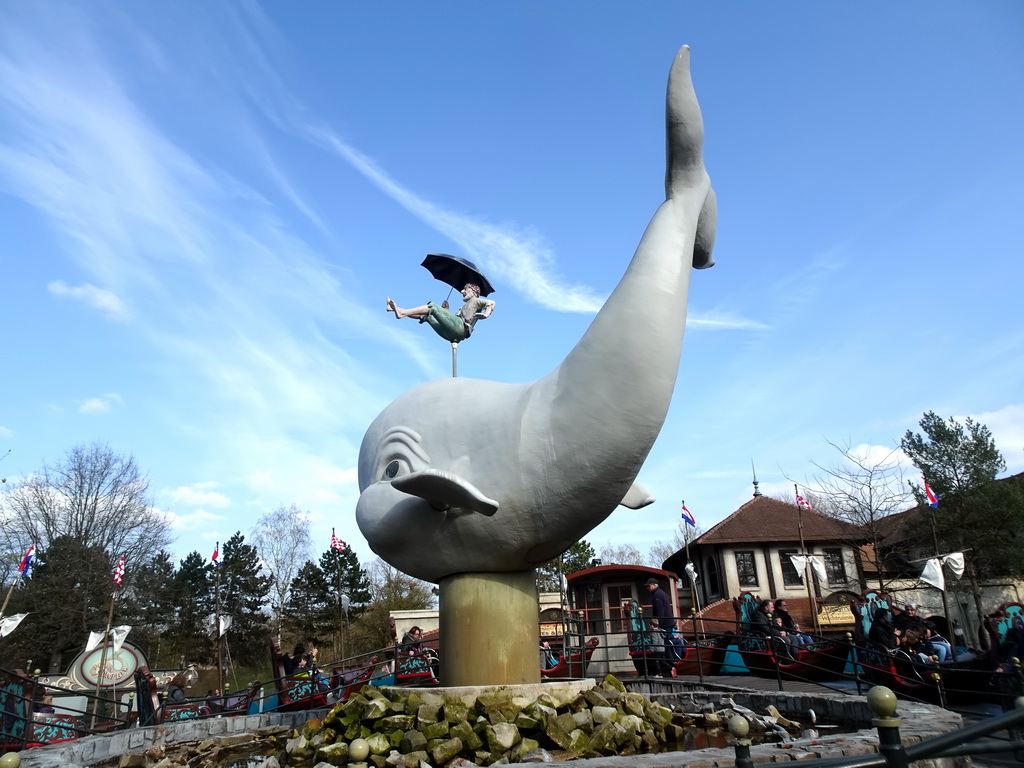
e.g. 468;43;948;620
4;536;117;672
901;411;1024;579
536;539;596;592
901;411;1006;496
170;551;216;665
217;532;273;666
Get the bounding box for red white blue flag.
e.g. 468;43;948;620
113;555;125;586
924;480;939;508
795;492;812;510
211;544;222;567
680;502;696;527
331;529;347;552
18;545;35;576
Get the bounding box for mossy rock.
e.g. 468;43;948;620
582;689;612;708
314;741;349;766
602;674;627;693
421;720;450;741
399;729;428;754
417;703;442;724
543;720;573;751
442;698;469;723
362;698;389;721
587;721;622;755
568;728;589;754
571;709;593;731
401;750;429;768
514;711;539;730
431;736;464;765
378;714;415;732
362;685;388;701
450;720;483;751
485;722;520;753
366;732;392;756
623;693;646;718
508;736;540;762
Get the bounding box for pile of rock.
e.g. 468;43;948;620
286;676;690;767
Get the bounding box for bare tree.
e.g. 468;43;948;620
599;542;645;566
1;442;171;573
349;559;435;653
648;521;703;569
251;503;313;633
802;439;914;592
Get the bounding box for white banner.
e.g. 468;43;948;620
685;561;699;582
85;631;105;653
789;554;828;584
920;558;945;590
218;615;232;638
942;552;965;580
0;613;28;638
111;625;132;652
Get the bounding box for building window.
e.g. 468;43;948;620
779;549;802;586
735;551;758;587
824;548;847;584
705;556;721;596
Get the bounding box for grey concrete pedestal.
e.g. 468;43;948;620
438;570;540;686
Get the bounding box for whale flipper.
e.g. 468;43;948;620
619;482;656;509
391;469;499;516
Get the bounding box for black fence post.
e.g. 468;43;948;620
849;633;864;696
868;685;907;768
729;714;754;768
692;610;704;682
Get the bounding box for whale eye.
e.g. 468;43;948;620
384;460;401;479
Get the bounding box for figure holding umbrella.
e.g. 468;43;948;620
386;253;496;344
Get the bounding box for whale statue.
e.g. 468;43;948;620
357;46;716;584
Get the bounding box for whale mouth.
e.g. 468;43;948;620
391;469;499;516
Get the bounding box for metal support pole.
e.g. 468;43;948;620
869;687;908;768
451;342;458;378
729;715;754;768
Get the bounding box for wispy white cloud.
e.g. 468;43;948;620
48;280;131;321
78;393;122;414
163;482;231;509
0;427;13;439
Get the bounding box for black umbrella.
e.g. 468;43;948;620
421;253;495;297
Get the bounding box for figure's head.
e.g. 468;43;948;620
409;626;422;639
776;600;788;611
461;283;481;299
644;578;660;592
905;602;918;615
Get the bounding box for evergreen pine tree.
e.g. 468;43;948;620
218;532;273;667
171;551;216;666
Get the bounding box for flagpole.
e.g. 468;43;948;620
215;542;224;698
926;502;958;661
0;570;26;621
795;485;821;636
90;589;117;729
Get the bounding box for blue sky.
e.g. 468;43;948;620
2;1;1022;572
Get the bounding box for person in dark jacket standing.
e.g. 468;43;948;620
645;578;675;676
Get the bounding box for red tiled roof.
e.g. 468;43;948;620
695;495;867;545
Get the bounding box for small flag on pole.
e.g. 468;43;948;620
113;555;125;586
924;479;939;508
680;502;696;527
211;544;222;567
795;492;812;510
18;545;35;576
331;529;347;552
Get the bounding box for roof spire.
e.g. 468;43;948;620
751;460;762;497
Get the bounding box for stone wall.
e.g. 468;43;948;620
17;684;964;768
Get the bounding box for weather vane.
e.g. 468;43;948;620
386;252;496;377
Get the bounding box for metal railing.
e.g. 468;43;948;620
730;686;1024;768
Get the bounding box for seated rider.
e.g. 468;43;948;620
387;283;495;343
893;602;953;662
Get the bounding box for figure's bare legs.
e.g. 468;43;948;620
387;298;429;320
